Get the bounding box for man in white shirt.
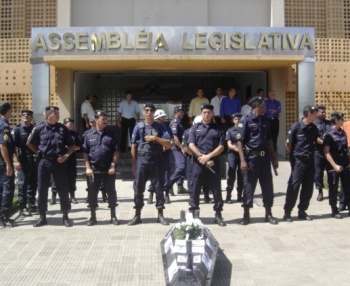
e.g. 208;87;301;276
210;86;226;126
241;96;252;117
81;94;97;131
117;91;140;152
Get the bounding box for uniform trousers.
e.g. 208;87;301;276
170;148;186;186
268;118;279;152
188;161;223;212
0;163;15;213
87;171;116;208
314;150;326;190
17;156;37;208
227;152;243;191
37;158;71;213
148;151;171;192
133;155;165;210
242;153;274;209
284;158;314;213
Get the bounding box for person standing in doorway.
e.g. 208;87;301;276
81;94;97;131
220;87;241;130
264;90;281;152
188;87;209;125
210;86;225;126
117;91;140;153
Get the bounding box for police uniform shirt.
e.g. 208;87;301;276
286;120;318;158
226;126;240;154
131;121;171;153
182;128;191;147
314;118;332;152
236;113;271;151
0;117;15;162
12;123;35;156
187;122;225;154
323;128;349;161
68;130;81;160
82;129;118;168
170;118;185;146
28;121;74;156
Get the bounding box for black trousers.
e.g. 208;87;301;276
0;163;15;213
120;118;135;152
17;158;37;208
87;172;116;209
268;118;279;152
314;151;326;190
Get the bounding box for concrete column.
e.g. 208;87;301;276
297;58;316;118
57;0;72;27
270;0;285;27
32;63;50;123
57;69;74;121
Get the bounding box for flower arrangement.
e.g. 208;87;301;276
173;215;204;240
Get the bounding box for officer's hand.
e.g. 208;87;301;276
86;168;94;176
207;160;214;167
14;162;21;170
273;161;279;169
198;154;211;165
181;148;188;157
108;166;115;175
240;160;249;173
57;155;67;164
6;165;13;176
335;165;343;173
132;164;136;176
144;135;155;143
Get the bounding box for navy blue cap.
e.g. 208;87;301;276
63;117;74;124
45;106;59;112
20;109;33;115
249;96;264;107
331;112;345;119
144;102;156;111
94;110;108;117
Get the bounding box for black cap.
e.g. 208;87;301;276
174;106;184;113
45;106;59;112
63;117;74;124
200;104;214;111
20;109;33;116
303;105;317;114
0;102;11;115
144;102;156;111
316;105;326;110
249;96;264;107
231;113;242;119
330;112;345;119
94;110;108;118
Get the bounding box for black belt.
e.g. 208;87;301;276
294;155;312;161
137;152;161;157
333;154;349;159
268;117;279;120
122;117;135;120
248;150;266;156
41;154;58;161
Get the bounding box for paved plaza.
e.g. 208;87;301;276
1;160;350;285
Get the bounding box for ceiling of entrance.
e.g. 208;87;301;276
43;55;304;71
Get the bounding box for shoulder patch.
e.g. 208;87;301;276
3;134;9;141
238;123;243;128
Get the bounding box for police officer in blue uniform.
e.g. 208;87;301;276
128;102;172;226
237;96;278;225
323;112;350;218
83;110;119;226
313;106;331;201
27;106;75;227
12;109;37;216
187;104;226;226
0;102;16;227
284;105;318;222
225;113;244;204
169;106;187;194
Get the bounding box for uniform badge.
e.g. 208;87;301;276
236;134;241;139
286;139;289;143
238;123;243;128
11;130;14;135
151;129;158;136
3;134;9;141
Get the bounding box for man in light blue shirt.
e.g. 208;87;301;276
117;91;140;152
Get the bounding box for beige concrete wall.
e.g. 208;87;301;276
56;69;74;121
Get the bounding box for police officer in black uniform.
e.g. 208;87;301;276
0;102;16;227
128;102;172;226
225;113;244;204
27;106;75;227
323;112;350;218
237;96;278;225
13;110;37;216
83;110;119;226
284;105;318;222
313;106;331;201
187;104;226;226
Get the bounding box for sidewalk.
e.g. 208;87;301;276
1;161;349;285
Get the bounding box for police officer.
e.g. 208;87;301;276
27;106;75;227
283;105;318;222
169;106;187;195
128;102;172;226
313;106;331;201
225;113;244;204
323;112;350;218
12;110;37;216
147;109;174;204
0;102;16;227
187;104;226;226
237;96;278;225
83;110;119;226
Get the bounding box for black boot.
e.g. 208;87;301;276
283;211;293;222
157;209;169;225
50;192;57;205
3;211;15;228
70;193;78;204
87;208;97;226
147;192;154;204
63;211;73;227
214;211;226;226
240;207;250;225
110;207;120;225
0;212;6;227
20;207;31;217
331;206;342;219
317;189;323;201
164;191;171;204
128;209;142;226
28;203;38;213
177;185;188;194
225;187;233;204
265;208;278;225
193;210;200;219
33;212;47;227
169;186;175;196
237;189;243;202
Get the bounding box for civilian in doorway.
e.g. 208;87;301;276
188;87;209;125
257;88;265;99
264;90;281;152
210;86;225;126
241;96;252;117
220;87;241;130
81;94;97;131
